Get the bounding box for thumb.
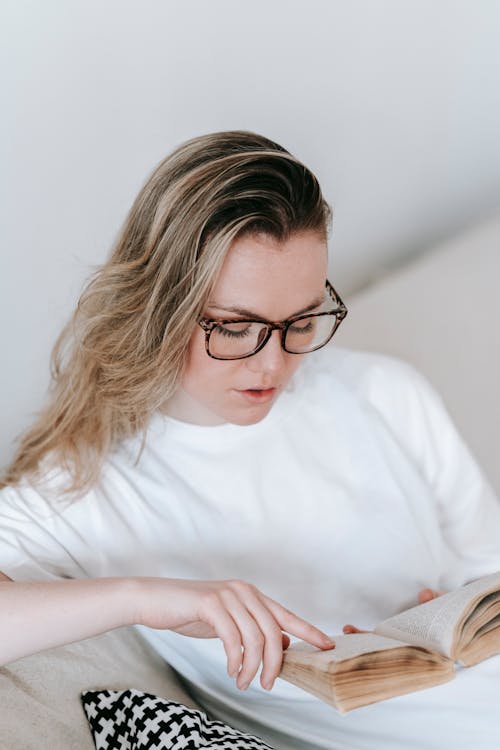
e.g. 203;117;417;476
282;632;291;650
418;588;444;604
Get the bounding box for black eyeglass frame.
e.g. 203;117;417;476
197;279;348;360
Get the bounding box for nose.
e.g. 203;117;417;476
245;328;289;378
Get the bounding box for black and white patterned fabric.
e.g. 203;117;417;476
81;688;275;750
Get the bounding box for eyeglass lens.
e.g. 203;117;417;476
208;314;339;358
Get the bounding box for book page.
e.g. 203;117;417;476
286;632;415;664
462;590;500;630
375;571;500;657
471;612;500;640
459;592;500;649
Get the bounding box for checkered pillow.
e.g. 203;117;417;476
81;688;275;749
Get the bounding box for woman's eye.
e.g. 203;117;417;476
214;323;252;338
290;320;314;334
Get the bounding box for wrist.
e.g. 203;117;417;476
118;576;174;627
113;576;149;627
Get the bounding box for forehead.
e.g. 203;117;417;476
208;231;328;318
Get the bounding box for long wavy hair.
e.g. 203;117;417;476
1;130;332;499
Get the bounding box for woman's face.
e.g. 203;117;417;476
163;229;329;426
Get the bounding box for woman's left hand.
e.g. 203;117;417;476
342;587;445;635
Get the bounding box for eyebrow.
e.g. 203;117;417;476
207;294;325;320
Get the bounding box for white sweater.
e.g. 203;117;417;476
1;345;500;750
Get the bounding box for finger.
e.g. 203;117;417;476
418;588;444;604
220;588;270;690
258;592;335;650
203;597;247;680
342;624;370;634
282;632;291;650
228;587;294;691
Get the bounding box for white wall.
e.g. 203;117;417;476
2;0;500;468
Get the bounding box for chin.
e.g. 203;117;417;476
229;404;274;426
232;414;267;426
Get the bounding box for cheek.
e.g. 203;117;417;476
182;329;209;387
185;328;207;369
287;353;306;377
182;329;237;393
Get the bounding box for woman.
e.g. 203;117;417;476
1;130;500;750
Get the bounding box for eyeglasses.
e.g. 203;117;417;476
197;279;348;360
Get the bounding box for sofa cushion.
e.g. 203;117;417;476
81;687;274;749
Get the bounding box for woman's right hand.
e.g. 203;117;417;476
342;588;446;635
133;577;335;692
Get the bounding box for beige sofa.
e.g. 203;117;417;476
2;210;499;748
0;626;203;749
335;208;500;496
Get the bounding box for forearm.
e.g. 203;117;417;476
0;576;139;666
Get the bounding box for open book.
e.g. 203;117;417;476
279;571;500;713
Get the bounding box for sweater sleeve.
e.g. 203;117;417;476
336;348;500;588
0;481;89;582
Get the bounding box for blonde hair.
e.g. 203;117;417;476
1;130;332;498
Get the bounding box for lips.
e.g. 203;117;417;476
239;386;278;391
234;385;277;402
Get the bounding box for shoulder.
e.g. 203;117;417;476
310;345;472;486
0;470;80;523
309;344;436;412
0;433;153;522
305;344;454;460
0;454;101;521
